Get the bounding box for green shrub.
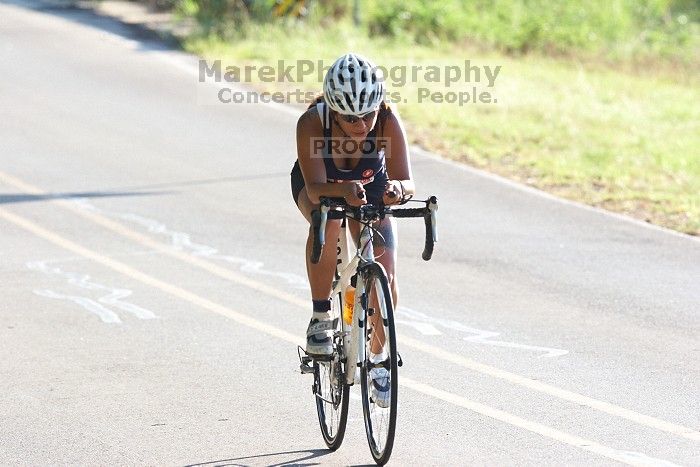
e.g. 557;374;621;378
364;0;699;59
164;0;699;61
173;0;251;38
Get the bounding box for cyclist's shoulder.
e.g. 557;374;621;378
378;104;405;134
297;105;323;135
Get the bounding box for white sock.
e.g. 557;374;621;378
369;348;388;363
312;311;331;320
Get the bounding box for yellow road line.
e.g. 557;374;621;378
0;171;308;309
0;169;698;443
0;205;679;466
0;207;300;344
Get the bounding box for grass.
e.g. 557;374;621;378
184;20;700;235
364;0;700;62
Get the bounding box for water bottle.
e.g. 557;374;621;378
343;285;355;325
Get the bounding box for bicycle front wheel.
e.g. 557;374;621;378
359;263;398;465
314;292;350;450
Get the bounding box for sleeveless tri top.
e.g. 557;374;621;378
316;102;389;204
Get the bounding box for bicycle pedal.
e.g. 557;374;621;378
297;345;314;374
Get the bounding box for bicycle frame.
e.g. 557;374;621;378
303;196;438;463
322;203;377;386
315;196;437;385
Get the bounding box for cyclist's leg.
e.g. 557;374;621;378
359;216;397;356
347;215;398;304
292;171;350;447
296;186;341;300
296;187;342;355
373;216;398;306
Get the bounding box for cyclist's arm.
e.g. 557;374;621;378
296;109;365;205
381;111;415;202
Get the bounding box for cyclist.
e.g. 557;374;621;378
291;53;414;388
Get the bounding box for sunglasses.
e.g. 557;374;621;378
338;110;377;124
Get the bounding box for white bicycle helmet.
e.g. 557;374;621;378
323;53;385;115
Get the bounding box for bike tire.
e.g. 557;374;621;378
359;263;398;465
314;291;350;450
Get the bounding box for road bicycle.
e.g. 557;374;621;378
298;195;438;465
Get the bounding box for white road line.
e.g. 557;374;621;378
0;170;698;443
0;206;680;466
401;336;700;442
410;147;700;243
402;377;682;467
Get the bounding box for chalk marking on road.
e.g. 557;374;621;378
0;170;698;443
0;206;683;466
68;197;564;359
394;315;442;336
33;289;122;324
76;201;568;359
26;259;158;323
72;198;309;289
0;170;310;310
70;197;570;357
397;306;568;358
72;198;565;357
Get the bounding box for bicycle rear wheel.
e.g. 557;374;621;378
359;263;398;465
313;292;350;450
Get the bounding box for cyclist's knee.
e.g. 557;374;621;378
385;269;399;306
386;271;396;286
376;254;396;282
306;218;341;242
296;188;318;223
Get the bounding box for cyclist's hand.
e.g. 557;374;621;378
383;180;402;205
345;182;367;206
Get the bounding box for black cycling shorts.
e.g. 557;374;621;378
290;159;387;206
290;160;305;205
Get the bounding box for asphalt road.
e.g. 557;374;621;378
1;1;698;465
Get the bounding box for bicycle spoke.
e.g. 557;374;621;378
360;265;398;465
306;196;437;464
313;292;349;450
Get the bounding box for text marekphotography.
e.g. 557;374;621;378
197;59;501;106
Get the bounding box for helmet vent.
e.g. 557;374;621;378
323;53;385;115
